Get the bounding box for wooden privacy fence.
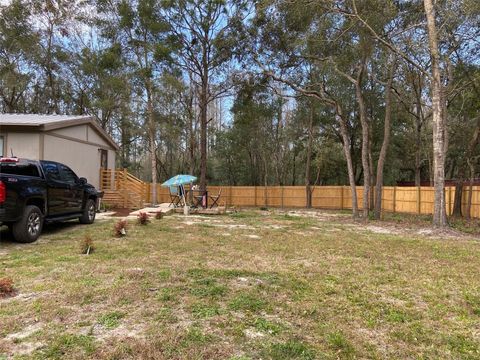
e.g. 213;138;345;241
100;169;480;218
146;183;480;218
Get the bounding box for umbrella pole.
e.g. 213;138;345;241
182;185;189;215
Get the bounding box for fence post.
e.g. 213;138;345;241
393;186;397;213
254;186;257;207
229;186;233;208
417;186;421;214
341;186;344;210
281;186;284;209
448;186;452;216
381;186;384;218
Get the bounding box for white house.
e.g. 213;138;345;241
0;114;118;189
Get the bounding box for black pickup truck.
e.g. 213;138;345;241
0;157;103;243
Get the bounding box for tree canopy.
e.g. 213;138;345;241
1;0;479;225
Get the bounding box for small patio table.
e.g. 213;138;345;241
190;189;208;208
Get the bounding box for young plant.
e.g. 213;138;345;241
0;278;16;298
137;212;150;225
80;235;95;255
114;219;128;237
155;212;164;220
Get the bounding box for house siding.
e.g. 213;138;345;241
5;133;40;159
51;124;88;141
2;122;117;190
46;124;117;189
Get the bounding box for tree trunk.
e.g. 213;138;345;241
146;83;157;205
415;126;422;186
336;106;359;218
305;101;314;208
199;64;209;191
374;62;394;219
292;151;297;186
199;96;207;191
452;182;463;217
424;0;447;227
414;100;423;186
355;65;371;220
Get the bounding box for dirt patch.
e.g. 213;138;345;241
0;292;47;304
92;323;147;342
244;328;265;339
110;208;132;217
283;209;480;240
364;225;400;235
2;323;44;357
351;220;478;240
286;209;349;220
5;323;43;341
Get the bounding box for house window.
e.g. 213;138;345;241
0;136;4;157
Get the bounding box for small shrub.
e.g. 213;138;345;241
0;277;15;298
229;293;267;312
267;340;315;360
155;211;164;220
98;311;124;329
190;303;221;319
80;235;95;255
114;219;128;237
254;317;283;335
327;331;355;355
137;212;150;225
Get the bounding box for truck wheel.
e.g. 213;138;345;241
79;199;96;224
12;205;43;243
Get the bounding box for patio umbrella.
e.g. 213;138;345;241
161;174;197;208
161;174;197;187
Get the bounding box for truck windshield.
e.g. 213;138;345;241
0;163;40;177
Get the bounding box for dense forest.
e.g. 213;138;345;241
0;0;479;225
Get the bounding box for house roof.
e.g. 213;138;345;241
0;114;119;150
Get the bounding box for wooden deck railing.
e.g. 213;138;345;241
100;169;149;209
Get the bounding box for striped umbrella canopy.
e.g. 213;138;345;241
161;174;197;187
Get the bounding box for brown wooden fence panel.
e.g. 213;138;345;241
312;186;343;209
282;186;306;207
100;169;480;219
461;186;480;218
382;187;395;212
419;187;433;215
335;187;365;210
471;186;480;218
229;186;256;207
395;187;417;214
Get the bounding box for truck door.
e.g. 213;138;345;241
57;163;83;212
41;161;67;215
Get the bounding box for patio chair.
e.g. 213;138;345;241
169;186;182;207
209;188;222;208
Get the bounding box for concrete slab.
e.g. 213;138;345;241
174;207;226;215
130;207;174;216
95;211;117;220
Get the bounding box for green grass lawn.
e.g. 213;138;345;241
1;210;479;359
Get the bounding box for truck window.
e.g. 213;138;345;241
41;162;61;181
58;164;78;184
0;162;40;177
